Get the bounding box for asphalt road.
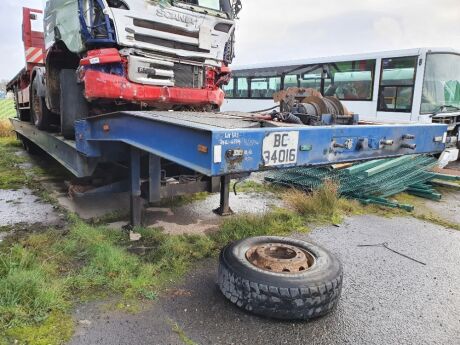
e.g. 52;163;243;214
69;215;460;345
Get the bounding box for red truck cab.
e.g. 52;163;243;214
8;1;239;138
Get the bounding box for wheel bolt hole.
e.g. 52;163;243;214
282;268;290;272
299;266;305;271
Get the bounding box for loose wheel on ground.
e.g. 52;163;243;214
218;236;343;320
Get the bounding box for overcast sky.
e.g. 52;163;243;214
1;0;459;80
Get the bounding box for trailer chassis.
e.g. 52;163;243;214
11;111;448;226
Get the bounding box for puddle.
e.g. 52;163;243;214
0;188;62;227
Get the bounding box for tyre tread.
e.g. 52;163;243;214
218;247;342;320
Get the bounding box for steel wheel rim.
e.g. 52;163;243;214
246;242;316;274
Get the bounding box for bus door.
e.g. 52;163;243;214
376;56;418;123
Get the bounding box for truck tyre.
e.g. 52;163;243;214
30;77;51;130
59;69;88;139
218;236;343;320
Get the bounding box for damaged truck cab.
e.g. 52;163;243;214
9;1;239;138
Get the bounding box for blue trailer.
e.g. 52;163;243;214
11;111;448;226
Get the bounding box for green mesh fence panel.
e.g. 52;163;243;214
266;155;438;199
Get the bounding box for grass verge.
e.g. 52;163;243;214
282;180;363;224
0;136;29;190
0;207;309;344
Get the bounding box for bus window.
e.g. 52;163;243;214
300;66;322;91
421;53;460;114
378;56;417;112
222;78;234;98
324;60;375;100
283;75;299;88
250;77;281;98
236;77;249;98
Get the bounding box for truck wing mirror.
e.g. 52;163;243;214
232;0;242;17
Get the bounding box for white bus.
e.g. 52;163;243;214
221;47;460;143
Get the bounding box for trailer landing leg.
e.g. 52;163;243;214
214;175;233;216
130;147;142;227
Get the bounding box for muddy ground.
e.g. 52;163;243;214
68;215;460;345
1;148;459;345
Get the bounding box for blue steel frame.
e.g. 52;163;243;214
78;0;116;45
75;112;448;177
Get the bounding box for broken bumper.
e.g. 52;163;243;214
83;70;225;107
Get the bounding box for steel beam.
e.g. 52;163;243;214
149;153;161;203
11;119;98;177
130;147;142;227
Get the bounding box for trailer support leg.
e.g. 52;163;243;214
130;147;142;227
214;175;233;216
149;154;161;203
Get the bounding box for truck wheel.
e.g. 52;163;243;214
218;236;343;320
59;69;88;139
30;78;51;130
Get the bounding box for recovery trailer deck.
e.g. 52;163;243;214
11;111;448;226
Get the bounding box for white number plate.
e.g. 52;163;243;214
262;131;299;166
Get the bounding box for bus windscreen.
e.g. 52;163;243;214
421;53;460;114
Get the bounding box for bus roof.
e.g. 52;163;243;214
231;47;460;74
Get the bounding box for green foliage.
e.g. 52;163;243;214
4;311;73;345
212;208;307;245
232;180;281;194
0;245;67;330
0;100;15;120
0;137;28;189
282;180;360;224
158;192;209;207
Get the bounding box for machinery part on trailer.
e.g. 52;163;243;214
218;236;343;320
275;111;303;124
30;76;52;130
273;87;323;108
269;87;355;126
249;105;280;114
60;69;88;139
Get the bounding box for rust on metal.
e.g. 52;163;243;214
246;242;315;273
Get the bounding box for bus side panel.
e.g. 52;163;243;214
221;98;277;112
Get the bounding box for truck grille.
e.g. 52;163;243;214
174;64;203;88
127;55;203;88
133;19;199;39
134;34;209;53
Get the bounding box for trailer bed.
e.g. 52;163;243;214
11;111;448;225
75;111;447;176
